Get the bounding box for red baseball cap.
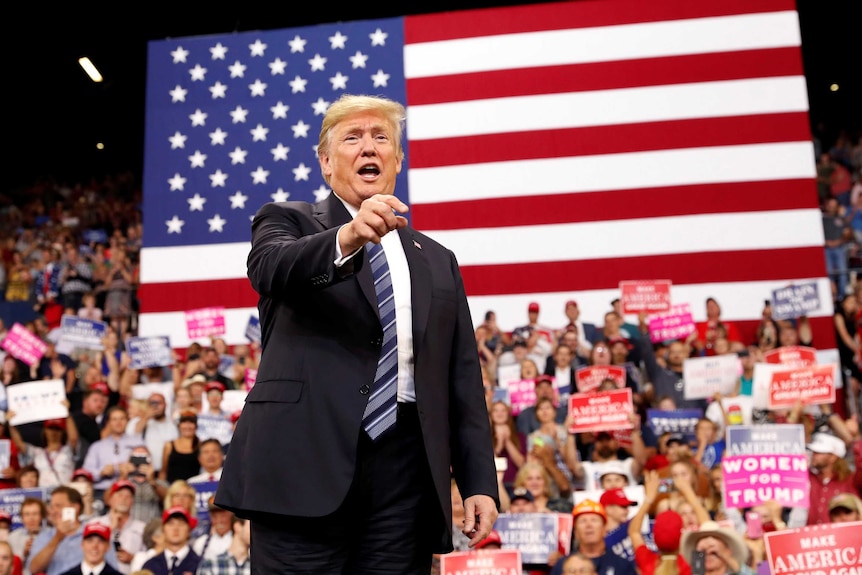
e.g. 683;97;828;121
90;381;110;396
474;529;502;549
205;381;225;393
71;468;94;482
534;375;554;387
565;300;578;308
162;506;198;529
44;418;66;430
0;511;11;524
600;488;637;508
109;480;136;497
528;302;540;312
83;522;111;541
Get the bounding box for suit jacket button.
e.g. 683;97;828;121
359;384;371;395
371;337;382;346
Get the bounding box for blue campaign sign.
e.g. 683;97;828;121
493;512;559;564
771;282;821;320
0;487;47;530
646;408;703;444
82;229;108;245
127;336;173;369
191;480;219;537
245;315;261;343
60;315;107;350
725;424;805;456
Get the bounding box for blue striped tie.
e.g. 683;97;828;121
362;242;398;440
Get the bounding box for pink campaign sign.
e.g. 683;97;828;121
1;322;48;366
185;307;227;339
647;303;695;343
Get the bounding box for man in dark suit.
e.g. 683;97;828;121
141;507;200;575
215;94;499;574
58;523;123;575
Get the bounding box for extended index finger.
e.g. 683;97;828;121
375;194;409;214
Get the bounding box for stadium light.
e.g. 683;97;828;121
78;57;103;83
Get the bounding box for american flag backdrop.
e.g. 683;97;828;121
139;0;832;348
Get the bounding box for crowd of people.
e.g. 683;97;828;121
0;127;860;575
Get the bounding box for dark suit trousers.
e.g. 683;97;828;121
250;402;441;574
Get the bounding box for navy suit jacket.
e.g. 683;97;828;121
215;194;498;552
141;550;201;575
59;563;124;575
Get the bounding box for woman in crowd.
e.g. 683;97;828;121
526;397;578;499
6;409;78;488
489;400;525;489
512;461;572;513
630;470;690;575
160;411;200;483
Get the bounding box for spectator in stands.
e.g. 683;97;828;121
159;412;200;484
81;406;142;501
599;488;636;562
77;292;103;322
526;397;580;498
517;374;565;435
0;541;19;575
127;394;176;476
7;497;47;575
558;553;597;575
202;382;227;417
489;400;525;489
27;485;119;575
544;343;576;397
104;249;134;337
581;426;646;492
7;412;79;488
693;298;743;356
196;514;250;575
59;522;124;575
169;388;195;424
636;325;705;410
693;417;726;470
558;300;598;350
805;432;862;525
69;468;102;521
71;383;111;468
823;197;852;298
550;500;635;575
191;498;233;564
4;250;32;302
59;247;92;313
196;349;234;391
512;461;570;514
828;493;862;523
87;480;146;574
118;445;165;525
140;507;200;575
679;520;753;575
630;471;689;575
129;519;162;573
187;439;223;484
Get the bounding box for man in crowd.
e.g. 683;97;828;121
58;523;123;575
27;485;119;575
807;432;861;525
141;507;201;575
7;497;47;575
550;500;636;575
81;406;142;501
127;393;177;474
71;383;112;468
188;439;224;484
197;514;250;575
192;498;234;564
828;493;862;523
87;480;146;574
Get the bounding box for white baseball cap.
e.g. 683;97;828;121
807;432;846;458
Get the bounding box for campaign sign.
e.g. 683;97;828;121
647;303;696;343
682;354;740;400
771;282;821;321
185;307;226;339
245;315;261;343
764;346;818;368
575;365;626;394
767;364;836;409
245;368;258;390
60;315;106;350
721;425;808;510
620;280;672;314
493;513;561;565
440;549;523;575
6;379;68;425
127;336;173;369
1;323;48;366
507;379;540;417
191;480;219;535
218;354;236;378
646;408;703;445
568;388;633;433
0;487;47;530
196;413;234;446
764;521;862;575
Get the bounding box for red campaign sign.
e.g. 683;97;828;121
619;280;672;314
440;549;523;575
768;364;836;409
575;365;626;393
763;346;817;368
764;520;862;575
568;388;634;434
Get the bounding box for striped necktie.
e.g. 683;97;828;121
362;242;398;440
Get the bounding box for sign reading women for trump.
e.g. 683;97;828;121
721;425;808;510
764;521;862;575
620;280;672;314
185;307;226;340
440;549;523;575
683;354;740;399
568;389;633;433
1;323;47;366
575;365;626;393
647;303;696;343
767;364;836;409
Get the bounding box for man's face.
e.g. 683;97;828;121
574;513;605;546
600;473;627;490
319;110;403;207
209;509;232;535
696;536;731;571
148;394;166;418
84;392;109;416
199;442;224;472
203;350;220;369
163;517;191;546
48;493;75;525
108;410;129;434
0;544;12;575
554;346;572;367
595;437;617;459
82;536;109;565
810;451;835;471
509;498;536;513
109;488;134;514
604;504;629;524
667;343;687;369
535;382;554;400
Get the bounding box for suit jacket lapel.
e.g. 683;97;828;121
399;230;431;353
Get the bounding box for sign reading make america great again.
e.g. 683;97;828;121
764;520;862;575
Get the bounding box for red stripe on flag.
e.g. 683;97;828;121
458;247;826;296
406;48;804;105
407;113;811;169
412;179;817;231
138;279;258;314
404;0;796;43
